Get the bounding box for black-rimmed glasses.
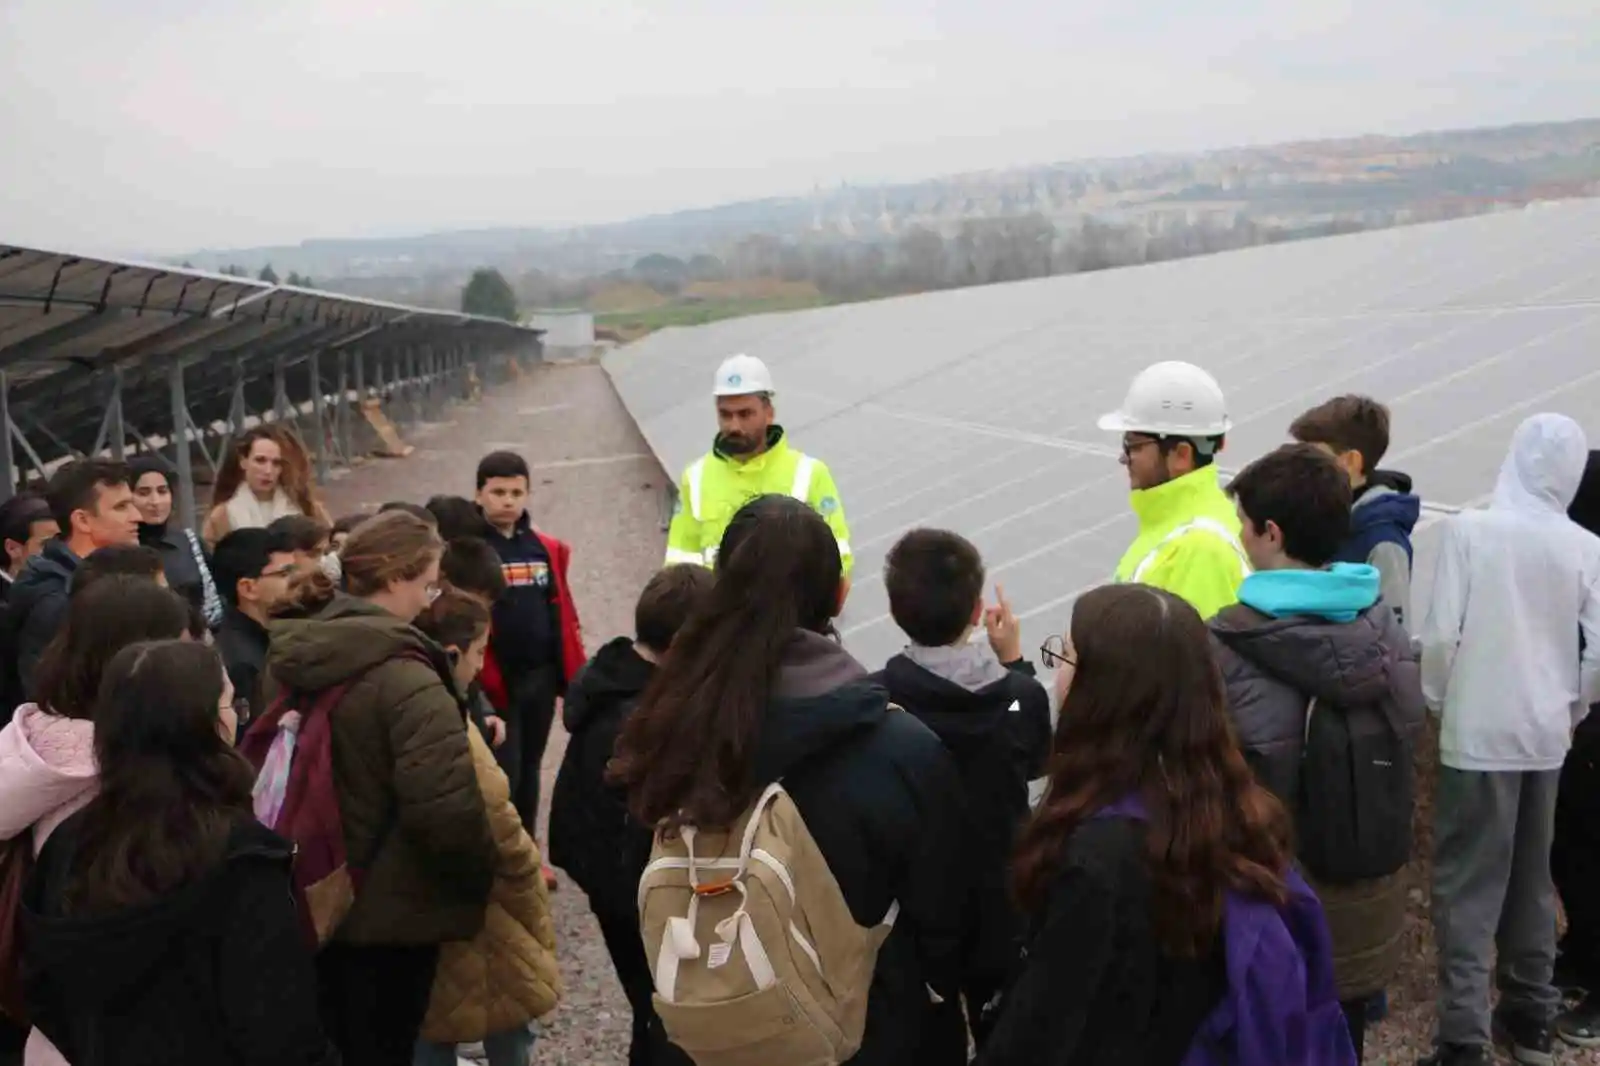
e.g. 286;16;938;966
1040;634;1075;670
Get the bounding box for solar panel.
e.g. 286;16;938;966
604;200;1600;668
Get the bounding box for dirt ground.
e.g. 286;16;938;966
319;359;663;1064
319;360;1597;1066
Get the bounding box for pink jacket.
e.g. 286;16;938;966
0;703;98;1066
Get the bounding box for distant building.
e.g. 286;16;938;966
525;309;596;361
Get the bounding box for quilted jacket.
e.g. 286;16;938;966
420;725;561;1043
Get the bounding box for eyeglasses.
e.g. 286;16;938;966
1040;634;1075;670
1120;435;1161;459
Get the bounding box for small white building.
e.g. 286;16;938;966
525;309;596;360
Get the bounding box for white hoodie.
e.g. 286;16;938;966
1419;414;1600;771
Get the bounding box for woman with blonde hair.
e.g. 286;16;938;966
258;510;496;1066
201;425;331;548
411;586;560;1066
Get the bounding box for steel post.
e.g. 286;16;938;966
0;371;14;504
406;349;421;426
309;350;328;484
337;351;352;466
169;362;197;530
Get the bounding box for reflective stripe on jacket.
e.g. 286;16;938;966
665;430;853;572
1113;464;1249;620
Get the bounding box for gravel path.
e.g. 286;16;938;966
320;361;1600;1066
321;358;663;1064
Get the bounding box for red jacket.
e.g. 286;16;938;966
480;528;585;713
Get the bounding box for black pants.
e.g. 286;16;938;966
494;666;560;835
595;907;692;1066
1554;719;1600;991
315;942;440;1066
1340;995;1369;1063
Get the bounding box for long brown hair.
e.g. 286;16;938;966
210;424;318;516
274;511;442;617
62;640;256;915
1012;583;1291;958
33;577;195;720
609;494;842;833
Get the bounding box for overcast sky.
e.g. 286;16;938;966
0;0;1594;256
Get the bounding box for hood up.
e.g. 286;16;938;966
883;646;1019;758
563;636;654;733
751;630;887;784
1492;413;1589;517
1212;565;1392;705
22;816;292;1008
266;592;452;693
1569;451;1600;537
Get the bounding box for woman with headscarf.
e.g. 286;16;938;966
200;425;331;550
129;457;222;627
1554;450;1600;1048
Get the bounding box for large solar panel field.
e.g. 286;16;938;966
604;199;1600;668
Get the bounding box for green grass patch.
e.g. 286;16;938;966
595;293;832;333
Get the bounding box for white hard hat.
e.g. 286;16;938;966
1097;361;1232;437
713;354;774;397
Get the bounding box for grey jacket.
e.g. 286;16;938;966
1210;601;1425;999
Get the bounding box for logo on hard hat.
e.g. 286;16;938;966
727;373;742;387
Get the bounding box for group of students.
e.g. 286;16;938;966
0;381;1596;1066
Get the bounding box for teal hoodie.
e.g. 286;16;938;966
1237;562;1380;624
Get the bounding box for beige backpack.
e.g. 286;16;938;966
639;781;899;1066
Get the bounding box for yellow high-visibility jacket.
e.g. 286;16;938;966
665;430;852;572
1113;464;1250;620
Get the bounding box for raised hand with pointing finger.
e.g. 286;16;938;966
983;583;1023;664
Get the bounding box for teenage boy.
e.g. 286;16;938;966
10;459;139;698
549;564;712;1066
474;451;586;876
1289;395;1421;629
1418;414;1600;1066
1209;444;1424;1063
210;528;299;724
266;513;331;575
872;528;1051;1058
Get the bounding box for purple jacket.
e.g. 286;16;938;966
1096;797;1355;1066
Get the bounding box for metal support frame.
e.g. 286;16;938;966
90;369;128;460
0;372;14;503
404;349;419;426
309;349;328;484
272;355;290;424
169;362;196;530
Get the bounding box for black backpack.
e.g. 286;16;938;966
1296;693;1414;883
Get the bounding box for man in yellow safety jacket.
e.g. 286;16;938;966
664;354;853;572
1098;360;1250;619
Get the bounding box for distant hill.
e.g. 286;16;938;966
170;117;1600;287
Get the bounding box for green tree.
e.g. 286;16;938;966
460;267;518;321
258;263;280;284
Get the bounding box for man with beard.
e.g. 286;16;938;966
664;354;853;574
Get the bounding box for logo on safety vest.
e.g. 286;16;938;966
819;496;837;514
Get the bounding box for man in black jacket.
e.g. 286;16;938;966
8;460;138;700
872;528;1053;1058
210;528;298;724
549;564;712;1066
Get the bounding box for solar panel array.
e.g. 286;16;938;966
604;200;1600;668
0;244;542;517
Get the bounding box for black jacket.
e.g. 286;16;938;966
976;816;1225;1066
482;512;560;680
215;607;270;724
7;541;78;702
21;812;338;1066
138;523;210;617
873;651;1051;1007
752;632;967;1066
548;636;655;919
